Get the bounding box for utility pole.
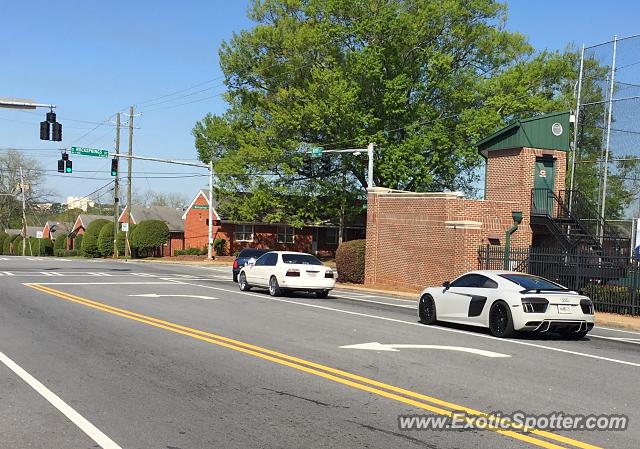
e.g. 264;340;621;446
125;106;134;258
207;160;214;259
113;112;121;257
19;166;27;256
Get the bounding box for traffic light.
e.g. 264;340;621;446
46;111;56;123
110;158;118;176
52;122;62;141
59;153;72;174
40;121;50;140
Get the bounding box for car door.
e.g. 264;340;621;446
260;252;279;285
438;274;496;324
245;253;270;285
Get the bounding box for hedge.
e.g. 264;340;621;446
131;220;169;255
175;247;205;256
0;232;9;255
54;249;79;257
12;235;23;256
335;239;366;284
81;219;110;257
2;235;11;255
74;235;83;252
54;234;68;251
214;238;227;256
98;222;114;257
39;238;54;256
116;224;136;256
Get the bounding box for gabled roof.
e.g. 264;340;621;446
477;111;571;157
44;221;71;239
72;214;111;233
181;189;221;221
23;226;42;238
4;229;21;236
119;205;184;232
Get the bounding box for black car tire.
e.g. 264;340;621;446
239;272;251;291
488;300;515;338
233;273;238;283
269;276;281;297
315;290;329;298
418;294;437;325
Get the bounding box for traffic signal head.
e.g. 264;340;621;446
46;111;57;123
57;159;64;173
110;158;118;177
52;122;62;141
65;159;72;173
40;121;50;140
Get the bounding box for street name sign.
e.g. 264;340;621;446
70;146;109;158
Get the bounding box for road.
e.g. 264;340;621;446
0;256;639;449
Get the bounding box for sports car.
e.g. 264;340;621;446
418;270;595;338
238;251;335;297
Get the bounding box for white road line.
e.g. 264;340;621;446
332;295;414;308
589;334;640;345
26;282;180;286
40;272;54;276
176;281;640;369
2;271;14;276
0;350;122;449
594;326;640;336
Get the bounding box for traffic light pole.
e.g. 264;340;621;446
113;113;121;258
19;167;27;256
208;161;213;259
125;106;134;258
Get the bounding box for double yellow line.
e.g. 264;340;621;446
25;283;603;449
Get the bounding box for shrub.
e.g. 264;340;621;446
54;249;79;257
26;237;40;256
74;235;83;251
81;219;110;257
39;238;54;256
2;235;11;255
12;235;23;256
131;220;169;256
98;222;114;257
214;238;227;256
175;247;204;256
335;239;366;284
0;232;8;255
54;234;68;251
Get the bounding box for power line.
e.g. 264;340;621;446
135;77;224;106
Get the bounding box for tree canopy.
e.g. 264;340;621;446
193;0;634;222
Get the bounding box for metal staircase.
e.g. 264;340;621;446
530;188;630;256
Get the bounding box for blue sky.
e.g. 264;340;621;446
0;0;637;204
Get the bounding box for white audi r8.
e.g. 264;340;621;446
238;251;335;298
418;270;595;338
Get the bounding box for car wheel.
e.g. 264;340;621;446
238;272;251;291
418;294;437;325
269;276;281;297
233;273;238;283
488;301;514;338
315;290;329;299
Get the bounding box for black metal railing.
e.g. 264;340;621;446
478;245;640;316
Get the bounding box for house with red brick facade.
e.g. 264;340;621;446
67;214;111;250
118;205;185;256
42;221;71;241
182;189;365;256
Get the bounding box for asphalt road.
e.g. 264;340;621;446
1;256;639;449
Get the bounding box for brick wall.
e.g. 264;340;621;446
364;147;567;292
184;193;215;251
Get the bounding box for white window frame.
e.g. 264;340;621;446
277;225;294;244
235;224;254;242
326;227;338;245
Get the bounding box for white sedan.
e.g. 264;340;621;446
238;251;335;297
418;270;595;338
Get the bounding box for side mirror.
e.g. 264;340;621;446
247;258;256;267
442;281;450;289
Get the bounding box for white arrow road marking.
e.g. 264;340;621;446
0;350;122;449
128;293;217;300
339;342;511;358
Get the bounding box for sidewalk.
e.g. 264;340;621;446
121;258;640;332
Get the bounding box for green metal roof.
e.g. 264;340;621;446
477;111;571;157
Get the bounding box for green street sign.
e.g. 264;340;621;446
311;146;323;157
70;146;109;158
193;205;208;210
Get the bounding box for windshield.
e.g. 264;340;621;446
282;254;323;265
238;249;268;259
500;274;567;291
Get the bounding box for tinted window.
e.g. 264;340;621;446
451;274;497;288
263;253;278;266
238;249;268;259
282;254;323;265
254;253;272;266
500;274;566;291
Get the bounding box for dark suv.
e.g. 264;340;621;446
232;248;270;282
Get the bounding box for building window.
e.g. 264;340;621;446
277;225;294;244
235;224;253;242
326;227;338;245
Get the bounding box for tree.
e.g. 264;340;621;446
81;219;110;258
0;232;8;255
2;234;11;255
54;234;68;251
130;220;169;256
193;0;582;226
98;222;115;257
130;190;188;209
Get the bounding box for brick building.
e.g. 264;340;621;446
365;112;571;292
42;221;71;241
67;214;111;250
182;189;365;256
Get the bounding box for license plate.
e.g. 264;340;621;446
307;272;317;277
558;305;573;314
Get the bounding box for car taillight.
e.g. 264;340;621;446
325;270;334;278
521;297;549;313
233;259;239;269
286;269;300;277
